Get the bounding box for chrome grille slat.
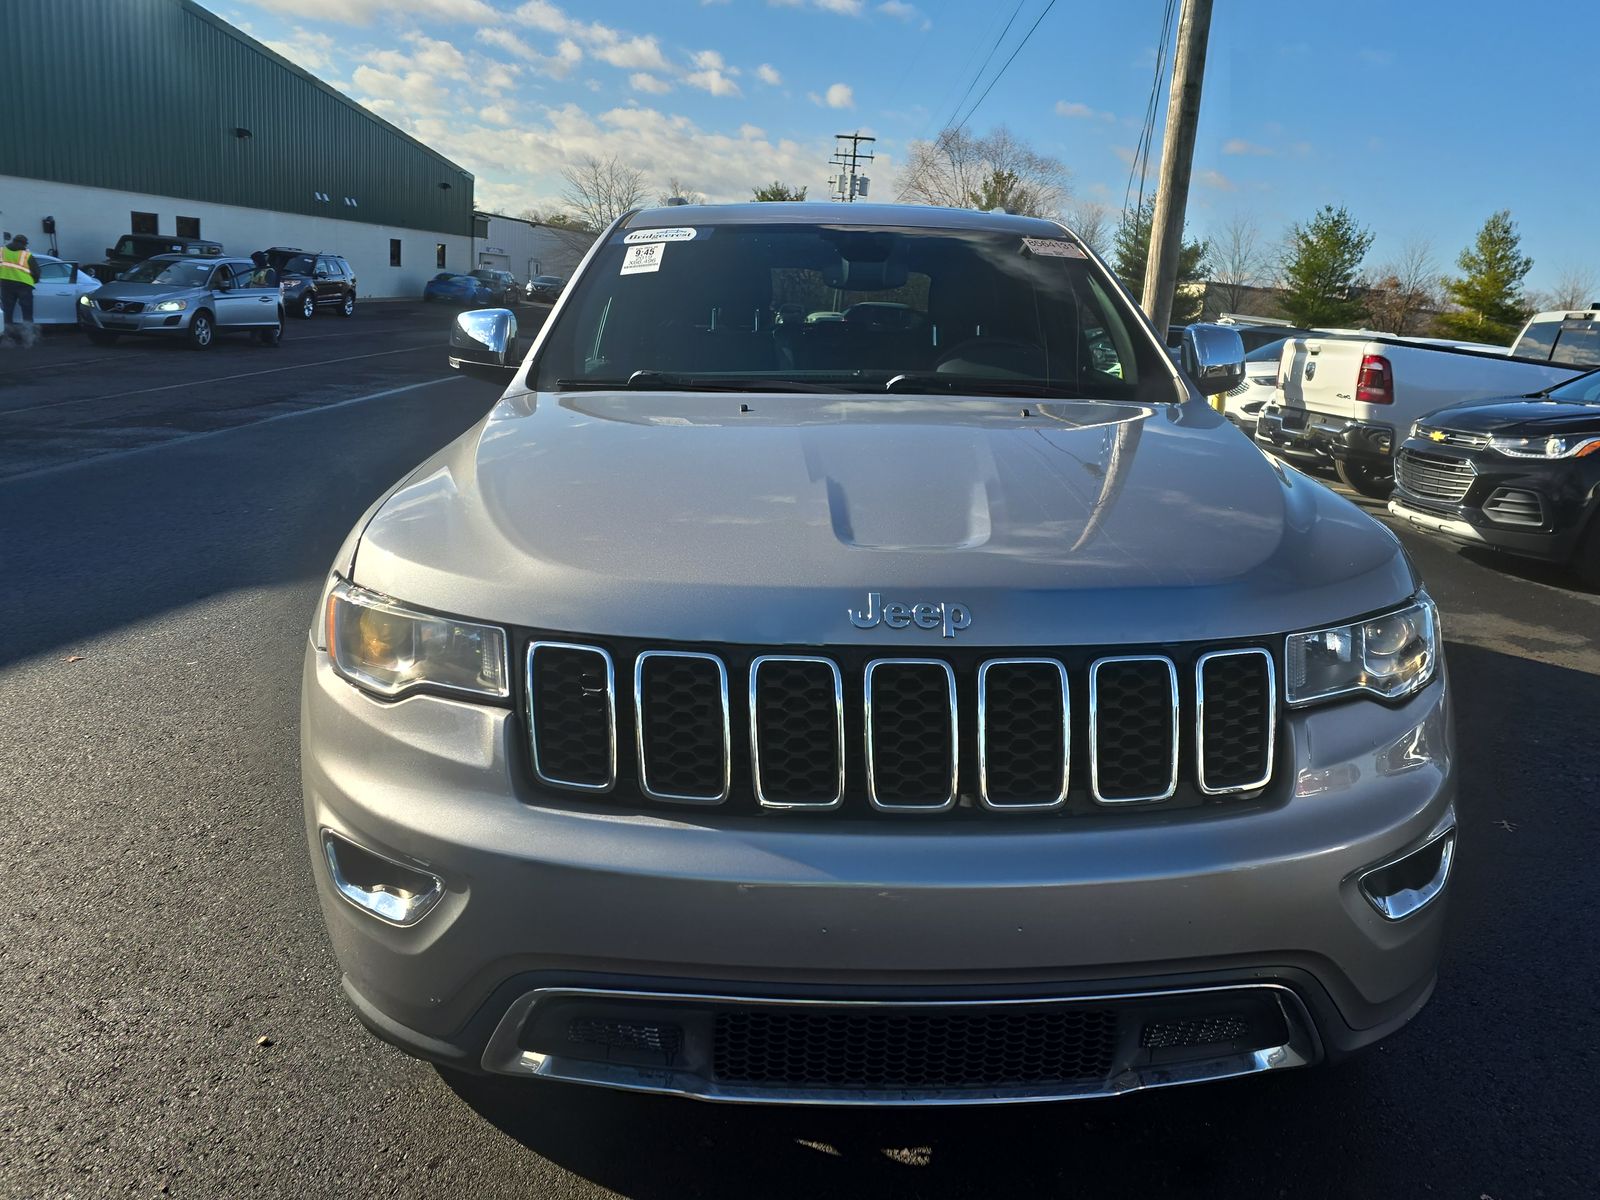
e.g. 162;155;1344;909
1195;649;1276;795
864;659;958;813
1088;656;1180;805
977;658;1069;811
749;655;846;810
634;651;731;805
1417;426;1490;449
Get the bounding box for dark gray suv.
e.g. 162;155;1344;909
303;203;1455;1105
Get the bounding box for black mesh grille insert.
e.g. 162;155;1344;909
1092;658;1176;802
752;659;842;806
637;654;727;800
529;645;613;788
867;662;955;808
712;1006;1119;1090
980;662;1068;806
1199;652;1272;791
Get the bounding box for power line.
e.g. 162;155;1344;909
950;0;1061;133
935;0;1026;136
1124;0;1178;217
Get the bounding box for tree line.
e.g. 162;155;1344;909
517;155;810;234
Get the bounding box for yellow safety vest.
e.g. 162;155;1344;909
0;248;33;286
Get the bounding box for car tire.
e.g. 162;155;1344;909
1335;459;1394;500
340;293;355;318
187;311;214;351
85;329;119;346
300;293;316;320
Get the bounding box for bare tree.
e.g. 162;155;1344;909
897;126;1069;219
1548;263;1599;310
1363;236;1439;335
559;155;648;232
657;177;706;207
1064;199;1113;258
1208;214;1265;315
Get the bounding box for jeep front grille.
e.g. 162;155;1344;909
524;640;1279;815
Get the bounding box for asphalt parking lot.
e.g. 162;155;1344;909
1;311;1597;1198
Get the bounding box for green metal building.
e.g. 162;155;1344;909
4;0;477;296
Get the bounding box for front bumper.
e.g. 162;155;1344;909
302;647;1456;1099
1257;408;1396;467
77;305;193;335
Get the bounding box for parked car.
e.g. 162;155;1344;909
305;202;1455;1106
84;233;224;282
524;274;565;303
469;267;519;305
1222;334;1360;438
1388;367;1600;584
1508;306;1600;367
2;253;101;328
423;272;496;306
1256;333;1586;496
77;254;283;349
265;248;357;319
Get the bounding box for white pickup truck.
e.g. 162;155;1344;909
1254;335;1587;496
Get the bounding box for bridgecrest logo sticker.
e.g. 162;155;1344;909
624;228;697;244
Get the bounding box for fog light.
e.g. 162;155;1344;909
1358;829;1454;920
321;829;443;926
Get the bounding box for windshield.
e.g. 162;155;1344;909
1244;338;1287;363
275;254;315;275
118;260;214;287
533;276;562;285
533;223;1173;400
1547;367;1600;404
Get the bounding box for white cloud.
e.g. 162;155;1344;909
1221;138;1273;156
472;27;581;78
350;64;449;113
478;103;513;125
1197;169;1236;192
240;0;498;24
739;123;766;139
686;68;742;96
816;0;864;12
877;0;923;21
824;82;853;108
402;32;471;81
1056;100;1115;122
756;62;782;85
591;35;670;71
629;72;673;94
263;27;335;73
692;49;730;71
476;28;537;59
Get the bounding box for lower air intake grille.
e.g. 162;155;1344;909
1091;657;1179;803
711;1006;1119;1090
1483;487;1545;527
1197;650;1275;793
635;652;729;802
865;660;957;810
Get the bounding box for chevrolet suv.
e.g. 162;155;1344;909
302;203;1456;1105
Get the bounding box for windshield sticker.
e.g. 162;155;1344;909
624;227;697;244
621;243;667;275
1022;237;1086;259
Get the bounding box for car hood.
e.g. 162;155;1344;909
352;392;1416;647
1427;394;1600;436
90;282;200;302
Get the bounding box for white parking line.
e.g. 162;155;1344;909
0;342;442;418
0;376;467;484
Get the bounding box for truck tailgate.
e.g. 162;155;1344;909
1279;339;1374;422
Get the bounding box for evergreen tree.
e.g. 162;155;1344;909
752;180;807;202
1111;198;1210;324
1278;205;1375;328
1436;211;1533;345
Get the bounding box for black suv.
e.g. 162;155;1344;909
87;233;225;281
266;249;358;319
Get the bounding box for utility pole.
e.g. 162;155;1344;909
1140;0;1213;332
828;132;875;202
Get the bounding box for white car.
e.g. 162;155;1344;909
0;253;103;329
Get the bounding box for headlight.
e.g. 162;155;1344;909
325;579;509;700
79;293;93;306
1487;433;1600;459
1285;597;1438;706
1409;420;1422;439
153;300;187;312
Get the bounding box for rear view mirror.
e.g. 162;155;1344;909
1181;324;1246;395
449;308;520;380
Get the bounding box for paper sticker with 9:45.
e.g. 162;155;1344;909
621;243;666;275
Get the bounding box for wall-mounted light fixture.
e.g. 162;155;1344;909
234;127;253;139
438;182;453;190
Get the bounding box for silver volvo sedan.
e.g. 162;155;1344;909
301;203;1455;1106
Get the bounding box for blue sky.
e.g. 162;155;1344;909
210;0;1599;293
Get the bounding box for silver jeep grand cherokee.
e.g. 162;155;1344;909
302;203;1455;1105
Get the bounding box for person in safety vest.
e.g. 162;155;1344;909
0;234;42;347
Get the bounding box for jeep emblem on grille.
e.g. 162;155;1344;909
848;592;972;638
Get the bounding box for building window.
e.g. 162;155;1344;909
175;216;200;238
435;243;447;270
389;239;402;268
131;211;158;235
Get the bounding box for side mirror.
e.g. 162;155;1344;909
105;248;114;258
449;308;520;380
1180;323;1246;396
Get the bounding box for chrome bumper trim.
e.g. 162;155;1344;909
1387;500;1487;542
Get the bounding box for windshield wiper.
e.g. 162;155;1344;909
555;370;850;394
881;373;1084;398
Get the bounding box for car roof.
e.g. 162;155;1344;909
147;253;252;266
621;201;1074;239
1523;308;1599;321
